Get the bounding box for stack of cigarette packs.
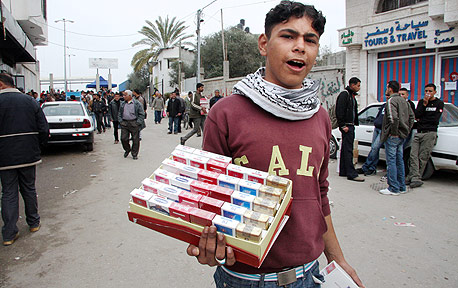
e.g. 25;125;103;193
127;145;293;268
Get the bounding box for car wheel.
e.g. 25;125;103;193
330;136;338;159
421;158;435;180
85;143;94;152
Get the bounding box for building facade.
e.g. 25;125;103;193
0;0;48;92
339;0;458;108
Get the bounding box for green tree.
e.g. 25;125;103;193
168;58;196;87
201;27;265;78
131;16;193;72
127;66;150;92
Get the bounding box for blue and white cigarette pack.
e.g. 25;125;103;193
212;215;240;236
238;179;262;196
171;175;193;191
231;191;256;209
179;163;200;179
320;261;358;288
222;202;247;222
158;185;184;202
148;196;173;215
217;174;240;190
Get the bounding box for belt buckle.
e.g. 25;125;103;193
276;268;297;286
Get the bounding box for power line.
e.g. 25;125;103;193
46;40;138;53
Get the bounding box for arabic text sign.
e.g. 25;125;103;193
89;58;119;69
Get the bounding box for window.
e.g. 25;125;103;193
376;0;427;13
358;105;383;125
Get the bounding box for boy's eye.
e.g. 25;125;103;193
305;38;317;44
281;35;293;39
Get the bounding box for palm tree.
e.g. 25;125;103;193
131;16;193;72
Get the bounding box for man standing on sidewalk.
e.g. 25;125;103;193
0;73;49;246
166;91;182;134
336;77;364;182
406;83;444;188
180;83;207;145
109;92;122;144
118;90;145;160
379;81;414;196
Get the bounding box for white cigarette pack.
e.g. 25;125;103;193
217;174;240;190
320;261;358;288
141;178;164;194
222;202;247;222
130;188;154;208
179;164;201;180
212;215;240;237
172;149;192;165
175;144;196;154
231;191;256;210
238;179;262;196
161;158;183;174
148;196;173;215
188;154;210;169
158;184;184;202
153;168;174;185
171;175;193;191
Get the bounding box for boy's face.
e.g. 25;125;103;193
259;16;320;89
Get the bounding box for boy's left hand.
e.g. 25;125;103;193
336;260;365;288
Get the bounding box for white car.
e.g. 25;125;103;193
41;101;95;151
330;102;458;179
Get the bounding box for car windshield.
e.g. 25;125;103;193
440;104;458;127
42;104;84;116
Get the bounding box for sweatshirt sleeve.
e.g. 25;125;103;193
190;93;202;111
434;100;445;124
335;91;347;128
387;98;400;136
319;140;331;217
415;99;426;119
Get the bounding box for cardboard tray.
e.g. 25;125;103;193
127;179;292;268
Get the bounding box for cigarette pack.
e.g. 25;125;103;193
213;215;239;236
153;168;174;185
227;164;247;179
199;196;225;215
208;153;232;164
197;169;220;185
189;208;216;227
190;181;212;196
148;196;173;215
161;158;183;175
141;178;164;194
172;149;191;165
253;197;278;216
130;189;154;208
158;184;184;202
171;175;193;191
246;168;269;184
238;179;262;196
258;185;284;202
179;164;200;180
169;202;193;222
236;223;262;243
320;261;358;288
243;210;270;230
188;154;210;169
175;144;196;154
207;159;229;174
178;191;202;208
217;174;240;190
209;185;233;203
231;191;256;209
266;175;290;192
222;202;247;222
192;149;213;159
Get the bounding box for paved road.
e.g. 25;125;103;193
1;114;457;287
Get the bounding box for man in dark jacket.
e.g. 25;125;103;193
92;93;106;134
180;83;206;145
0;73;49;246
118;90;145;160
109;93;122;144
166;91;182;134
209;89;223;109
335;77;364;182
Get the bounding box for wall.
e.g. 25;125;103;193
308;67;345;110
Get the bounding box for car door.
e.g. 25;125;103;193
355;104;383;157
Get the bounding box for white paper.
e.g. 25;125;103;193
444;82;457;91
401;83;411;90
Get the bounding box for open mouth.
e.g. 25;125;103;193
287;60;305;69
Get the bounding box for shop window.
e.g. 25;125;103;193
376;0;427;13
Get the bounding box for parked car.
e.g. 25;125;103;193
330;102;458;179
41;101;95;151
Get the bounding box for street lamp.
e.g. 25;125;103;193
68;53;75;90
55;18;74;93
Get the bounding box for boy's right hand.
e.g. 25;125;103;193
186;226;236;267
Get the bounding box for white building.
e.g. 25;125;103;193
0;0;48;92
339;0;458;108
151;46;195;95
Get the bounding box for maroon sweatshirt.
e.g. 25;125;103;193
203;94;331;274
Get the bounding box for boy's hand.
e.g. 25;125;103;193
337;260;365;288
186;226;236;267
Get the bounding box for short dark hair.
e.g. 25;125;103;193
425;83;436;91
0;73;15;87
188;91;193;96
134;89;141;94
196;83;204;89
349;77;361;86
265;1;326;38
387;80;400;93
399;88;409;93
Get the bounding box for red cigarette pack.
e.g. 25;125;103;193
199;196;224;215
197;169;220;185
190;181;212;196
207;159;229;174
189;207;216;227
209;185;234;203
178;191;202;208
169;202;193;222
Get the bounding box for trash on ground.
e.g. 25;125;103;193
52;167;63;170
63;190;78;198
14;257;20;260
390;216;396;219
54;187;59;189
394;222;415;227
91;160;97;163
90;174;97;178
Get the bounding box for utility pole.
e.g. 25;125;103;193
55;18;74;93
68;53;75;90
178;41;182;92
196;0;217;84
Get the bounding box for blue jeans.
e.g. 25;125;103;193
168;116;179;133
385;136;405;192
362;128;382;173
214;262;324;288
154;110;162;123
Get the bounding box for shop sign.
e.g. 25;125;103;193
340;29;354;45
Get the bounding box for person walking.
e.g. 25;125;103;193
0;73;49;246
118;90;145;160
109;92;122;144
166;91;182;134
152;91;165;124
335;77;364;182
209;89;223;109
91;93;106;134
176;90;185;133
406;83;444;188
379;81;414;196
180;83;206;145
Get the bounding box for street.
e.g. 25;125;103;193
1;114;457;288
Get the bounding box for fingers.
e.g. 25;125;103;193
186;244;199;257
205;226;218;266
215;232;227;261
226;246;236;266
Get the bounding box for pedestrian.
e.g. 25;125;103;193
406;83;444;188
133;89;147;119
102;92;111;128
0;73;49;246
209;89;223;109
336;77;365;182
379;81;414;196
91;93;106;134
109;92;122;144
185;2;364;287
166;91;182;134
356;102;387;176
185;91;193;128
118;90;145;160
176;90;186;133
152;91;165;124
180;83;206;145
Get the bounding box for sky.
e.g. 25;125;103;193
37;0;345;92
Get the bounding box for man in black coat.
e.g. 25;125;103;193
166;91;182;134
0;73;49;246
335;77;364;182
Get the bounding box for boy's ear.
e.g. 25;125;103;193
258;34;268;56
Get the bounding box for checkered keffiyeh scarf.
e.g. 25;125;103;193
233;67;320;121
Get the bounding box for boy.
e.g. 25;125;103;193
186;1;364;287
